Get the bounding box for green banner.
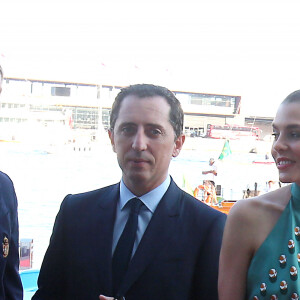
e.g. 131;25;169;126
218;139;232;160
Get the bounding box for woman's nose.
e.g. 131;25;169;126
272;135;288;152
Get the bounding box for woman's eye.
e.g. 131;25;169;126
290;132;300;138
272;131;300;141
272;132;279;141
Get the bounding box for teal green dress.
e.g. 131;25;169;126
246;183;300;300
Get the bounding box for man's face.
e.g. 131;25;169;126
109;95;185;196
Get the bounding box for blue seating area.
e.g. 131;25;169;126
20;269;39;300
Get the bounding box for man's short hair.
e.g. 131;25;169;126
110;84;184;139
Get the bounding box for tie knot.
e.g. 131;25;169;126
129;197;142;214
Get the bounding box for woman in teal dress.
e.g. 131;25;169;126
219;90;300;300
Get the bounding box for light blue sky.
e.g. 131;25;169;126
1;0;300;117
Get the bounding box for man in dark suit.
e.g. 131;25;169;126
33;84;226;300
0;64;23;299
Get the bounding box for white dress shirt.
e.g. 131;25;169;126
112;176;171;256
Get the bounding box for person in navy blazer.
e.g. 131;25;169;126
0;65;23;300
33;84;226;300
0;172;23;300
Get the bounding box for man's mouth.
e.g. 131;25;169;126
128;158;149;166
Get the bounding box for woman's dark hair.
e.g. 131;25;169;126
282;90;300;104
0;65;3;82
110;84;184;138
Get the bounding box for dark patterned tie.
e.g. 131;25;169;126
112;197;142;295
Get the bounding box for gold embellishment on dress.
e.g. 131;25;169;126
279;254;287;266
269;269;277;279
280;280;288;291
288;239;295;249
297;253;300;263
260;282;267;292
291;292;299;300
2;237;9;258
253;296;259;300
295;227;300;237
270;295;278;300
290;266;297;277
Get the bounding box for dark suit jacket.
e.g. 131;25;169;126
33;179;226;300
0;171;23;299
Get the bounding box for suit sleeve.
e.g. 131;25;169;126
0;174;23;299
32;195;71;300
192;212;227;300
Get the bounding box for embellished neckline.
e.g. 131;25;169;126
291;183;300;210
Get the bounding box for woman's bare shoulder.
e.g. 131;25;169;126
230;185;291;220
219;185;292;300
226;185;292;251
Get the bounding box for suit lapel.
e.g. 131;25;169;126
94;183;120;295
119;180;182;295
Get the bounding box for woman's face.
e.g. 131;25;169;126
272;101;300;184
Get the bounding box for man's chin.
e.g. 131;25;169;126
122;173;153;194
127;172;149;183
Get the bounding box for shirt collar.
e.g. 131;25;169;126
120;176;171;213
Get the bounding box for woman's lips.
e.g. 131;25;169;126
276;158;295;170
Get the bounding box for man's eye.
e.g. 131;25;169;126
150;129;162;136
121;126;134;134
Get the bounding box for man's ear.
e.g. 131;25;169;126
172;134;185;157
108;129;116;153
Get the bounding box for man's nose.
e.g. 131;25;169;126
132;130;147;151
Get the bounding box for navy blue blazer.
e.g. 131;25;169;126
33;179;226;300
0;171;23;299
